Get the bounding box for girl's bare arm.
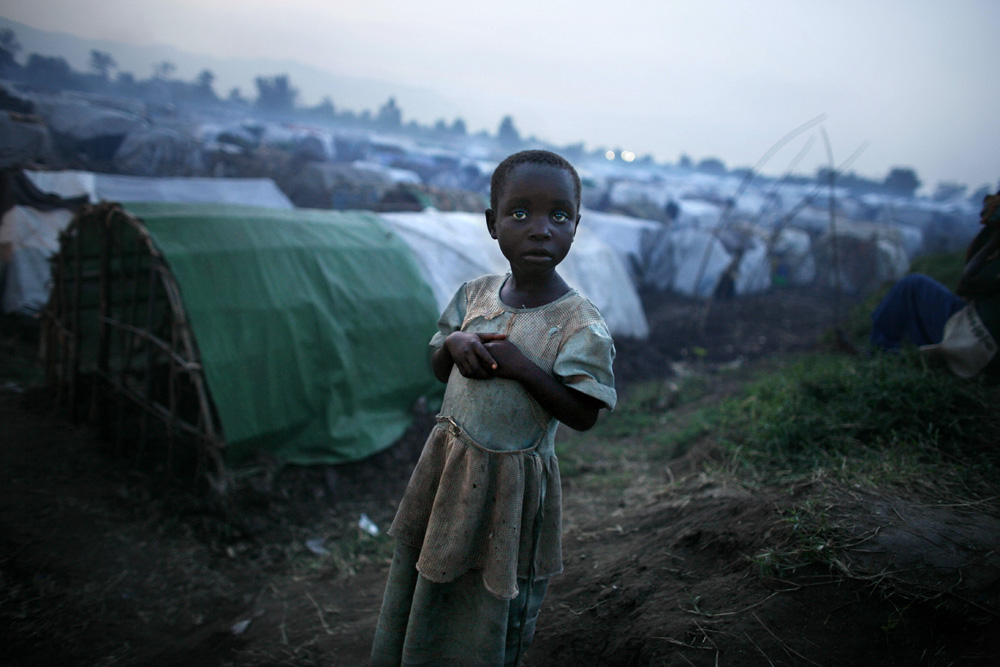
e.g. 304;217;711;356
432;332;507;382
483;340;603;431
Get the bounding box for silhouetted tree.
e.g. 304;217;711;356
497;115;520;146
0;28;21;72
376;97;402;128
696;157;727;175
883;167;921;197
308;96;335;118
678;153;693;169
153;61;176;80
89;50;116;80
255;74;298;112
450;118;467;136
193;69;216;100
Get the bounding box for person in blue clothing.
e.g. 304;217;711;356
870;189;1000;378
371;150;617;666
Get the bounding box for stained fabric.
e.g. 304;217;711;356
389;273;616;599
371;541;548;667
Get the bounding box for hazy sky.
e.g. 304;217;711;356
4;0;999;192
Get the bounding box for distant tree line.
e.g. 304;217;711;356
1;26;994;199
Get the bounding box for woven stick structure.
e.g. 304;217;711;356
44;203;227;491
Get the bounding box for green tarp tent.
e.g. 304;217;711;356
125;203;441;466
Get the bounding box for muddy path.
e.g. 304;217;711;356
2;287;998;666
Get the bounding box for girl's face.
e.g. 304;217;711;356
486;163;580;279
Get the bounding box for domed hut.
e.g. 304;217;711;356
44;202;440;490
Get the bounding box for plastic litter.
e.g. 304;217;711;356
231;618;252;635
305;538;329;556
359;513;379;536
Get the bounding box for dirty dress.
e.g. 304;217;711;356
371;273;616;667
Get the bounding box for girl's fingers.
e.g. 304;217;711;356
473;344;498;371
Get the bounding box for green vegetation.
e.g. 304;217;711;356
557;370;730;479
714;352;999;493
565;350;998;498
909;249;966;290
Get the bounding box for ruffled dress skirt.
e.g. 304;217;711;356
370;418;562;667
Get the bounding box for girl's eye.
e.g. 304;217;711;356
552;211;569;223
511;209;528;221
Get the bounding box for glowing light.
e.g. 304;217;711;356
605;150;615;160
621;150;636;163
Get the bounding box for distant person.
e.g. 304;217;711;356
370;150;617;666
870;189;1000;378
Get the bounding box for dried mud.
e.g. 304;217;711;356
2;287;998;666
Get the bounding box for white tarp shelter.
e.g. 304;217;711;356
660;228;734;298
1;172;294;314
22;171;294;209
378;210;650;340
578;209;666;286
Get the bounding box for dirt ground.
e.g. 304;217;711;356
2;287;999;666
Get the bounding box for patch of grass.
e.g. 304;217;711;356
909;250;966;290
558;374;729;479
713;351;1000;494
750;498;843;577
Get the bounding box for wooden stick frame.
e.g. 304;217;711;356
43;203;229;493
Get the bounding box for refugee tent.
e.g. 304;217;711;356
378;210;650;340
22;170;294;208
34;99;149;162
659;228;734;298
674;198;725;229
553;208;770;299
0;111;56;167
352;160;422;185
0;171;86;314
811;220;911;294
45;202;441;487
724;233;773;297
281;162;395;209
767;227;816;286
607;180;673;211
577;209;666;286
112;126;203;176
1;170;293;314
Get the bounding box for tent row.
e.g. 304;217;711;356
5;169;926;487
4;169;917;323
15;174;647;487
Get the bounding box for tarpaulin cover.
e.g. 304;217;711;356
25;170;294;209
379;210;650;340
124;203;441;466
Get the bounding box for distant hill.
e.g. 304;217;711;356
0;15;460;122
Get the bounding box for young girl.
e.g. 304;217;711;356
371;150;617;667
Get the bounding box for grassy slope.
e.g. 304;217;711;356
558;251;999;626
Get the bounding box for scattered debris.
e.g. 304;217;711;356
359;513;379;536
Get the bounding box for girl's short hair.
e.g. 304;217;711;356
490;150;582;212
